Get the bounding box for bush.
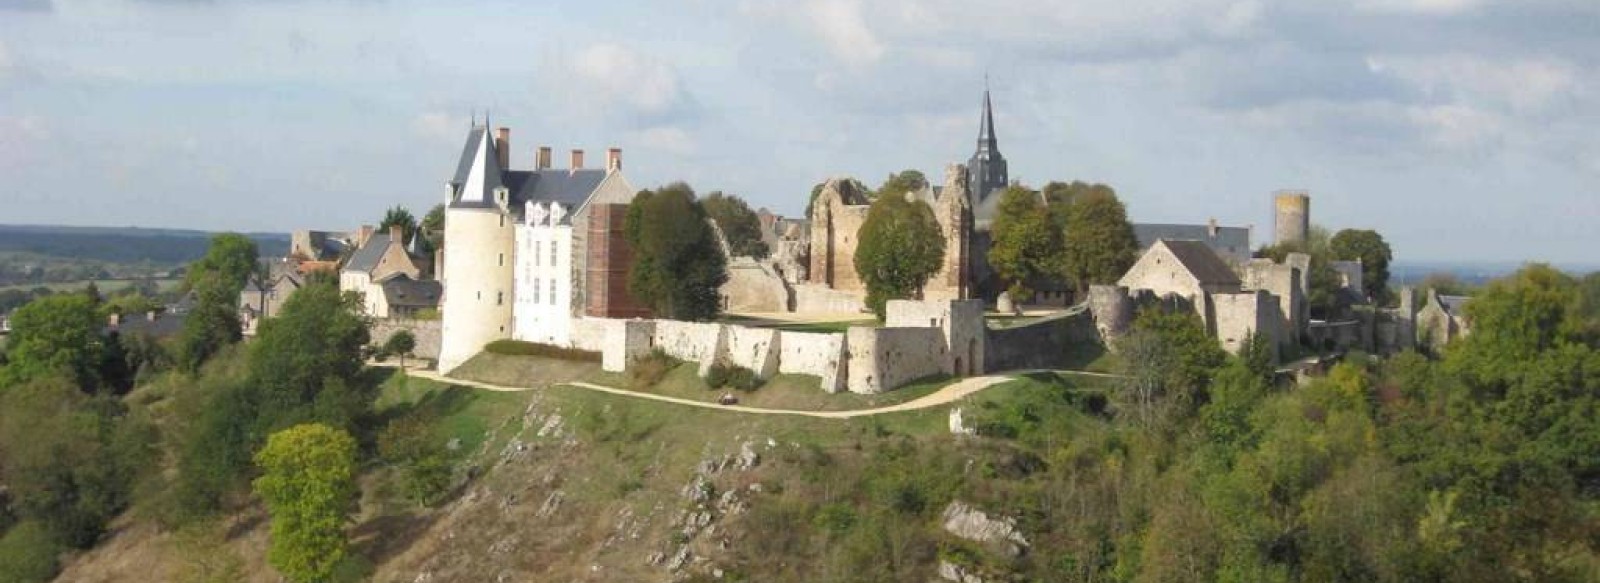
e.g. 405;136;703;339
482;340;600;362
705;362;765;392
629;349;680;390
0;521;61;583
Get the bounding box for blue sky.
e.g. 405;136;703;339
2;0;1596;264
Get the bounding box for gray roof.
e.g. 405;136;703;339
1439;295;1471;315
448;127;506;206
1160;239;1242;287
344;233;392;274
380;275;441;309
1135;223;1251;259
109;312;186;338
505;169;610;216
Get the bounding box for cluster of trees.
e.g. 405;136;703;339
1257;226;1395;317
376;204;445;257
624;183;730;321
702;192;770;259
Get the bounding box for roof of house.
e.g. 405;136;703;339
1134;223;1250;255
344;233;393;274
1158;239;1242;287
448;125;616;217
379;274;442;309
109;312;187;338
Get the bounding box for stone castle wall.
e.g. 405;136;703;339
846;326;947;394
371;319;443;362
776;331;847;392
793;284;866;314
1211;290;1281;362
984;307;1099;372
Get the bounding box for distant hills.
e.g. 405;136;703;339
0;224;290;265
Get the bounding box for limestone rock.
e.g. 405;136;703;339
949;407;976;436
736;441;761;471
938;560;986;583
941;501;1029;557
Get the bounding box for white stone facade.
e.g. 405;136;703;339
512;202;574;346
439;206;516;372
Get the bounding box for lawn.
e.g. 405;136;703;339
585;363;957;412
0;278;182;295
375;370;537;463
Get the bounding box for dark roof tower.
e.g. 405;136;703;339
966;87;1009;217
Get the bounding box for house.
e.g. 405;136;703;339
375;274;441;319
1133;220;1252;266
1417;289;1471;350
240;267;305;336
340;225;425;318
1118;239;1244;300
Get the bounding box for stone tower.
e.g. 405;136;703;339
439;124;517;372
966;89;1008;208
926;164;973;301
1274;190;1310;246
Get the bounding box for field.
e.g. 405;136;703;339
0;278;182;295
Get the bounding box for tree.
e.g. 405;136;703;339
1;294;104;390
249;280;372;431
0;521;60;583
987;186;1064;299
377;413;452;507
1256;238;1349;320
383;330;417;370
702;191;770;259
623;184;729;321
253;423;358;583
1112;308;1226;427
417;204;445;255
378;205;419;249
1330;229;1394;304
877;169;928;199
177;273;242;373
1061;188;1139;294
853;191;946;319
186;233;259;295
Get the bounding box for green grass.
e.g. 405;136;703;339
0;278;181;294
376;372;536;460
583;362;957;412
765;320;876;333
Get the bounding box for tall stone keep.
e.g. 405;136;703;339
1274;191;1310;246
966;89;1008;208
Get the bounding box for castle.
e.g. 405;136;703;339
436;124;641;371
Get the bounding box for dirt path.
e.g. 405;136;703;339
400;369;1028;419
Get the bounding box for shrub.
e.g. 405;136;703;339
629;349;680;390
483;339;600;362
705;362;765;392
0;521;61;583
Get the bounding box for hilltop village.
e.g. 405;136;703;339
242;90;1452;395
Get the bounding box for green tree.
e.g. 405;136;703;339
876;169;928;199
253;423;358;583
417;203;445;255
249;280;372;431
986;186;1064;299
0;521;60;583
702;191;770;259
177;273;242;373
1330;229;1394;304
623;184;729;321
853;191;946;319
1;294;104;389
185;233;259;294
378;205;418;249
383;330;417;370
377;413;452;507
1112;308;1226;426
1061;188;1139;294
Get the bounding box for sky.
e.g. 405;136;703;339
1;0;1596;265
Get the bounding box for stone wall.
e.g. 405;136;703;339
721;258;791;313
984;307;1099;372
808;179;872;292
776;331;847;392
724;325;781;378
371;319;442;362
846;326;947;394
885;299;986;376
1243;258;1305;349
793;284;866;314
652;320;724;365
1307;320;1365;352
1212;290;1281;363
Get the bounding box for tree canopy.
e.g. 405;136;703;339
624;183;729;321
417;203;445;255
1;294;106;389
379;205;419;249
702;191;770;259
1060;188;1139;294
876;169;928;200
853;191;946;319
1331;228;1394;304
253;423;358;583
986;186;1064;299
185;232;259;294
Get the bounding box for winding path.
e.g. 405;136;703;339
397;368;1118;419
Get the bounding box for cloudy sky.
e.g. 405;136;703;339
2;0;1596;264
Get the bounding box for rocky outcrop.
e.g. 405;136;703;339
941;501;1029;557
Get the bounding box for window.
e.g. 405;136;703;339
498;253;504;267
549;279;556;305
499;215;505;227
533;278;541;304
550;241;558;266
497;291;503;306
535;241;542;266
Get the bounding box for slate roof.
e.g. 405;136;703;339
1159;239;1242;287
344;233;392;274
447;125;614;219
1134;223;1251;263
109;312;187;338
379;274;442;309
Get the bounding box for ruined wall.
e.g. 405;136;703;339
652;320;723;365
1243;258;1305;349
1087;285;1135;343
1274;191;1310;246
721;259;791;313
924;164;972;301
1212;290;1281;363
984;307;1099;372
885;299;986;376
371;319;442;362
808;179;872;292
777;331;846;392
793;284;866;314
568;317;609;353
723;325;780;378
1307;320;1365;352
846;326;947;394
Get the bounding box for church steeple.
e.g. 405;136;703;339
966;86;1009;211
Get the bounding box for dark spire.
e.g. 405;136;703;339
966;84;1009;213
976;89;998;154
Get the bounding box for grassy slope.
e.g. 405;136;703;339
55;356;1114;583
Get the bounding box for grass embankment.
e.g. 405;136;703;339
0;278;182;294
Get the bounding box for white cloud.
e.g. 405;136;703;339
570;43;687;117
1367;54;1583;114
411;112;466;143
804;0;884;66
631;126;696;156
1350;0;1482;15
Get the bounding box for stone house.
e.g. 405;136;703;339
240;268;303;336
1417;289;1471;351
1111;239;1291;363
1134;220;1252;266
341;225;426;319
375;274;441;320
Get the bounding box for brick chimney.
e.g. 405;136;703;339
357;225;375;247
495;127;511;169
606;147;622;172
537;146;552;170
389;224;404;242
570;149;584;170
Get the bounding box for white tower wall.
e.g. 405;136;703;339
439;207;515;371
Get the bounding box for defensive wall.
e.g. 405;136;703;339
370;319;442;362
982;306;1099;372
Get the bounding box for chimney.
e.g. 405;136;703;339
108;313;120;328
537;146;552;170
389;224;404;241
1207;217;1219;238
494;127;511;168
357;225;375;247
606;147;622;172
570;149;585;170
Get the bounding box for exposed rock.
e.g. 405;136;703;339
445;437;462;451
666;545;693;572
736;441;761;470
536;490;564;518
938;560;986;583
535;413;565;438
941;501;1029;557
949;407;976;436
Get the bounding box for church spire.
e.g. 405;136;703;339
965;85;1009;211
977;85;997;153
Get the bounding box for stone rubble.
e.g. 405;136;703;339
941;501;1030;557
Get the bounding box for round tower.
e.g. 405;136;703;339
1273;191;1310;246
438;205;515;372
